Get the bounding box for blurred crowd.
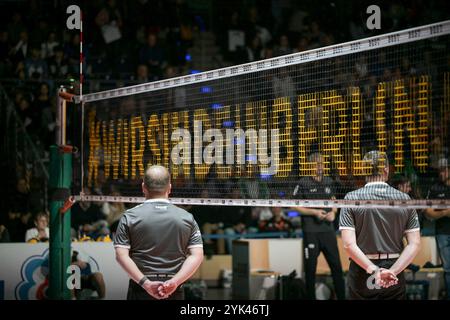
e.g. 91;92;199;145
0;0;449;247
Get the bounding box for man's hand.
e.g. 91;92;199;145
142;280;167;299
315;209;328;220
376;268;398;288
159;279;179;298
324;209;336;222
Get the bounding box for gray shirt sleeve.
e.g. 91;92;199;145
114;214;131;249
187;217;203;249
339;207;355;230
339;193;355;230
405;209;420;233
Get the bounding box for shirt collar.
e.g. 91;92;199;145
144;198;170;203
365;181;389;187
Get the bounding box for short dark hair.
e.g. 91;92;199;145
143;165;170;193
390;174;409;188
34;212;48;221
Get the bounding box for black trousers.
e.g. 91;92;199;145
127;277;185;300
303;231;346;300
347;260;406;300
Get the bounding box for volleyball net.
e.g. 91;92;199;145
73;21;450;208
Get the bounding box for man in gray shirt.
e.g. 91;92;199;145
114;165;204;300
339;151;421;299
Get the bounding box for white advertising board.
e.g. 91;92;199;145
0;243;129;300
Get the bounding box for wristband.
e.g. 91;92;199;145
138;276;148;287
366;265;378;275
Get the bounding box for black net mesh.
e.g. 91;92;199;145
77;23;450;207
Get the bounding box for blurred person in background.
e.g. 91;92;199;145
71;188;109;240
223;189;257;253
191;189;226;255
259;207;292;233
292;152;345;300
71;249;106;300
425;158;450;300
0;224;10;242
102;192;126;234
25;211;49;243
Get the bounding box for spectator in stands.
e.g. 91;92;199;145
287;6;309;37
222;189;257;253
34;82;51;111
164;65;187;108
64;34;81;74
259;207;292;233
96;0;123;30
293;37;309;53
255;24;272;48
191;189;226;255
136;64;150;83
262;46;274;60
25;212;49;243
307;21;327;49
139;33;166;79
17;96;40;134
9;178;32;216
170;169;193;198
25;47;48;80
39;86;56;149
243;34;264;63
41;31;59;59
101;192;126;234
29;19;49;48
425;158;450;300
6;209;32;243
355;56;369;79
14;60;26;80
71;188;109;240
48;45;69;78
273;34;292;57
7;13;26;46
0;224;10;242
255;206;275;222
10;31;29;64
224;11;246;63
71;249;106;299
272;68;295;102
239;165;270;199
0;31;12;77
4;211;20;242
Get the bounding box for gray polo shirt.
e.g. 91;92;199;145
339;182;420;254
114;199;203;275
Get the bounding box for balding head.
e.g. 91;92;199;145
142;165;171;198
363;150;389;181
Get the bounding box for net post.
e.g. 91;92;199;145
56;87;67;146
48;87;73;300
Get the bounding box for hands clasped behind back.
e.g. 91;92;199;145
143;279;179;299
